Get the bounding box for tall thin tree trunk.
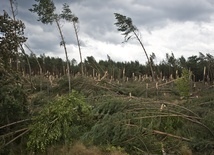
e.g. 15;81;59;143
19;44;33;90
25;44;43;91
73;22;84;75
55;17;71;93
133;31;155;81
9;0;16;20
203;66;206;84
9;0;19;71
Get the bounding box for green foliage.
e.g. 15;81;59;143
175;69;191;97
0;11;27;68
0;11;29;154
0;70;28;127
29;0;56;24
81;93;214;154
0;66;29;155
0;10;28;129
60;3;76;22
82;97;171;154
27;90;92;152
184;89;214;154
8;50;214;85
114;13;138;42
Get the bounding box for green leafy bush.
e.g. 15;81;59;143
27;90;92;152
175;69;191;97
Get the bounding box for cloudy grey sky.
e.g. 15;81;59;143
1;0;214;64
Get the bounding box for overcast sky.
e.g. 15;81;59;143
1;0;214;64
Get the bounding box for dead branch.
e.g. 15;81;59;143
164;102;200;117
0;128;28;138
184;117;214;137
0;119;30;130
151;128;191;142
0;129;29;149
125;124;191;142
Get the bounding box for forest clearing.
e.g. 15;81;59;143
1;0;214;154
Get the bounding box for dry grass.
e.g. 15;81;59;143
180;145;192;155
44;143;127;155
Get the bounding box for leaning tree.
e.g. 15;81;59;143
60;3;84;76
114;13;155;81
30;0;72;92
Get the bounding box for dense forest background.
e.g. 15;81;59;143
1;1;214;155
10;51;214;83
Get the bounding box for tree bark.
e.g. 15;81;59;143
55;17;71;93
73;22;84;75
9;0;19;71
19;44;34;90
25;44;43;91
133;31;155;81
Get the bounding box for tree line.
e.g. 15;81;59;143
9;51;214;83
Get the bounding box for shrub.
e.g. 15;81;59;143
27;90;92;152
175;69;191;97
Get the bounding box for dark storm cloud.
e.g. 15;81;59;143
3;0;214;43
155;0;213;21
1;0;214;61
53;0;214;42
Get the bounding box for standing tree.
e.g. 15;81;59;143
29;0;71;93
114;13;155;81
60;3;84;75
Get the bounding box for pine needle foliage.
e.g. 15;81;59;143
114;13;155;81
82;94;214;154
184;88;214;154
29;0;56;24
114;13;137;42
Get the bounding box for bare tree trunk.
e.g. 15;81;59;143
9;0;16;20
9;0;19;71
203;66;206;84
25;44;43;91
55;17;71;93
73;22;84;75
19;44;34;90
133;31;155;81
